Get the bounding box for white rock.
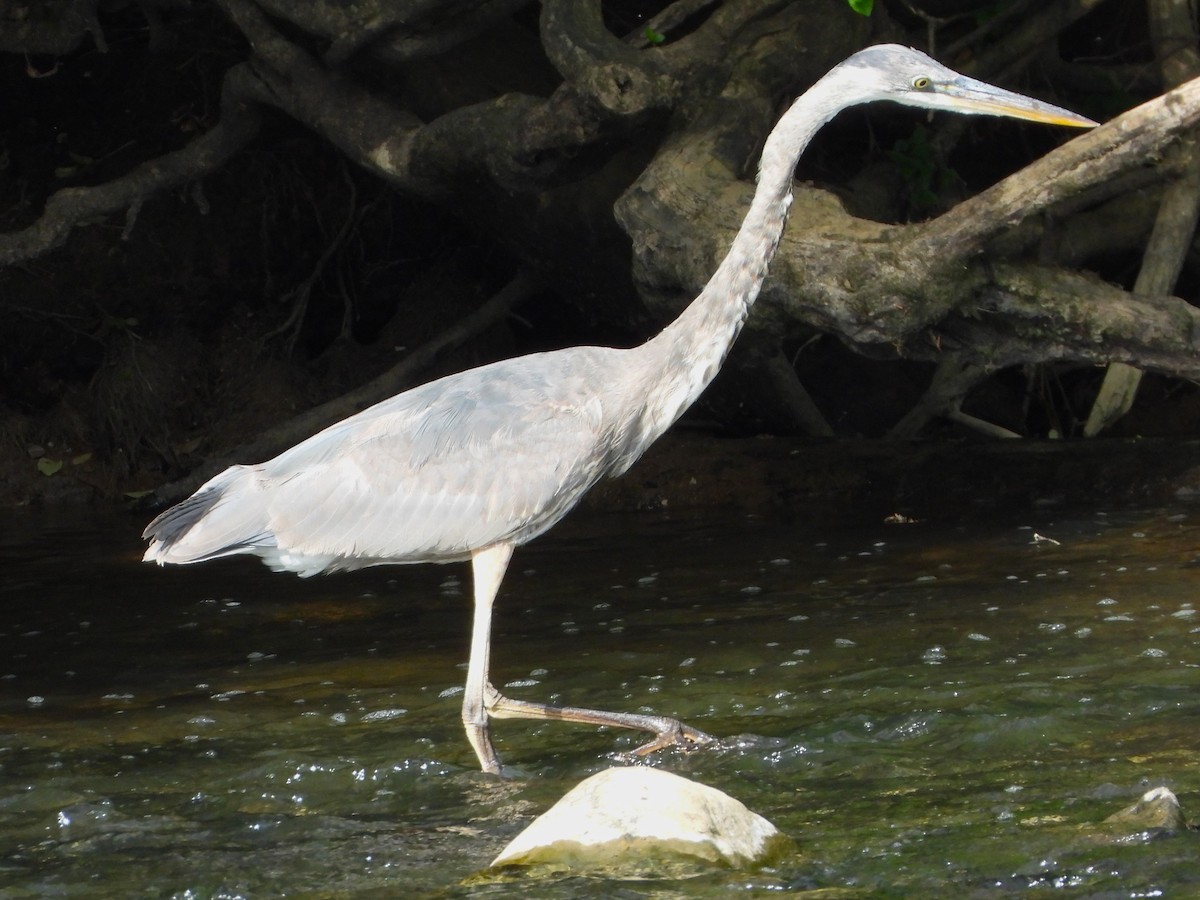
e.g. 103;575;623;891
491;766;786;873
1103;786;1184;831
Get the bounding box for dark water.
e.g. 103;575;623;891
1;504;1197;897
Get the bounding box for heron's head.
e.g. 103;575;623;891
835;44;1096;129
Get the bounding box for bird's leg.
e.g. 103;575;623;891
463;543;714;773
484;686;716;756
462;543;513;775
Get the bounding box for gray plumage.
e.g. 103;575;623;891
149;348;645;574
144;45;1094;773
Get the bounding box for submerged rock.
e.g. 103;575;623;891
491;766;786;875
1103;786;1184;833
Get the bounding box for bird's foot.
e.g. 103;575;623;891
630;719;717;758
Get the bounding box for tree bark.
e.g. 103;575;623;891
1083;0;1200;435
3;0;1200;478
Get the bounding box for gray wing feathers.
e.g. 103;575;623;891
263;390;610;570
146;348;630;576
142;465;275;565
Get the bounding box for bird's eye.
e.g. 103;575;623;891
913;76;931;90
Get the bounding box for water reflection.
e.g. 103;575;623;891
1;506;1197;896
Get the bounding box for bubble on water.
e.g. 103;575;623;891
915;575;937;583
1141;648;1168;658
770;558;790;566
966;633;990;642
438;685;463;698
1172;608;1196;619
1073;627;1092;638
637;575;658;586
26;696;44;707
788;614;810;622
1103;614;1134;622
741;585;761;594
1038;623;1066;633
1097;597;1118;606
329;712;348;724
504;678;540;689
361;708;407;722
834;638;857;648
678;657;695;667
922;646;946;663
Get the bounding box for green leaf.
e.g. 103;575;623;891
37;458;63;476
643;25;665;45
847;0;874;15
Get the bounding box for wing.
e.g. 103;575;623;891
252;346;630;573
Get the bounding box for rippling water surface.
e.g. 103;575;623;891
1;505;1198;897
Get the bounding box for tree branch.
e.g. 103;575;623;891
323;0;533;65
540;0;676;115
150;270;540;504
945;262;1200;379
1082;0;1200;435
912;75;1200;266
888;352;995;438
0;65;262;265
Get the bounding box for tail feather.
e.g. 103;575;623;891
143;466;275;565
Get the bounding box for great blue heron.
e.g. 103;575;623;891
144;45;1095;774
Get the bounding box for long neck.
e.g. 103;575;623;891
630;77;849;447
